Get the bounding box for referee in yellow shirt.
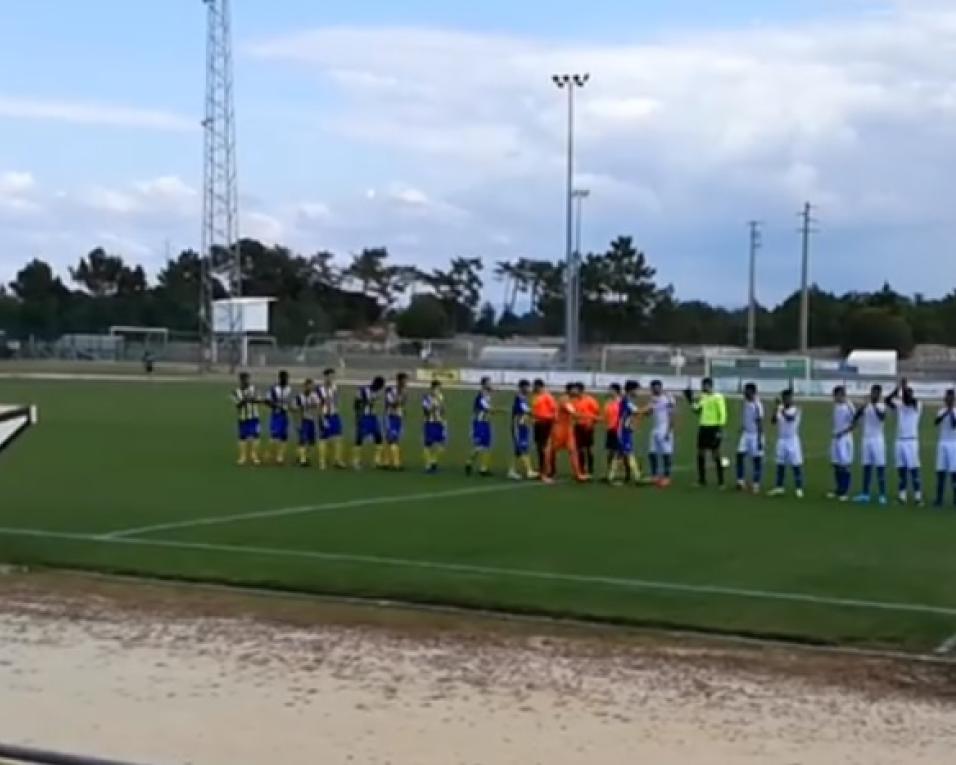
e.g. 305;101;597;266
684;377;728;487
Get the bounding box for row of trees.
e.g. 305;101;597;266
1;236;955;356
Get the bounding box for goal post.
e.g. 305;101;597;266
109;326;170;352
705;354;812;383
0;405;37;457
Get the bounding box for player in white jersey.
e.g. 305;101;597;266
266;369;294;465
647;380;676;484
852;384;888;505
886;379;924;505
933;388;956;508
735;382;765;493
768;389;804;498
828;386;856;501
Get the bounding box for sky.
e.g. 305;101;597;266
1;0;955;307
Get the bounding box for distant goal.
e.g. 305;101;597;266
0;405;37;457
705;354;812;383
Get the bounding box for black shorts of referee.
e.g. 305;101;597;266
697;425;723;451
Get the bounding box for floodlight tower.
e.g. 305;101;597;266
553;73;589;369
199;0;242;369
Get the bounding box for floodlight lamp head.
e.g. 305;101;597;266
552;74;569;88
574;73;590;86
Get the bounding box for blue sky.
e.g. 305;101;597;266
2;0;953;307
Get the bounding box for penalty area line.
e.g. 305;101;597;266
1;525;956;619
103;481;545;539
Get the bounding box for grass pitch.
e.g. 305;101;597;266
1;375;955;652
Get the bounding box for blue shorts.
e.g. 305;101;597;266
472;421;492;449
356;414;383;446
270;412;289;441
618;430;634;456
424;422;447;447
385;415;404;444
513;424;531;456
238;418;260;441
321;413;343;440
299;419;317;446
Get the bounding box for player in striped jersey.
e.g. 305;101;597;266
382;372;409;470
266;370;294;465
735;383;764;493
933;389;956;508
829;386;856;501
509;379;537;480
352;376;386;469
465;377;494;477
318;368;346;470
422;380;447;474
232;372;261;466
294;378;321;467
647;380;676;487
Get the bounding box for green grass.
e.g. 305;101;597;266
1;376;955;652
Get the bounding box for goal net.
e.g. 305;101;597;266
0;405;37;457
705;354;812;383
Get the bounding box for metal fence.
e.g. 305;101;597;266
0;744;157;765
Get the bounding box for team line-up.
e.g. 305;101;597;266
231;369;956;508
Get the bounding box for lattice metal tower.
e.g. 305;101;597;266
199;0;241;369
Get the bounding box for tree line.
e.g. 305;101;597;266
1;235;954;356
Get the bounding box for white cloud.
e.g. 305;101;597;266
0;96;195;131
79;176;198;219
0;171;36;195
244;211;284;244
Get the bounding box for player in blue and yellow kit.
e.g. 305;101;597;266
382;372;409;470
465;377;494;477
318;368;346;469
232;371;261;466
295;378;321;467
609;380;642;485
266;369;293;465
508;379;537;480
352;376;386;469
422;379;447;474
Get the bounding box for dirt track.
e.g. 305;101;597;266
1;572;954;765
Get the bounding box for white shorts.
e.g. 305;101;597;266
650;430;674;456
776;438;803;467
830;435;854;467
862;438;886;468
936;442;956;473
894;440;921;470
737;432;764;458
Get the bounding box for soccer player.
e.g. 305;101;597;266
466;376;494;477
543;383;586;483
685;377;728;487
603;383;624;481
574;383;600;479
422;379;447;474
887;379;923;505
318;368;347;469
609;380;642;486
232;371;261;466
509;380;537;480
853;384;888;505
736;382;764;493
294;378;321;467
266;369;294;465
352;376;386;469
647;380;676;487
532;379;557;475
934;389;956;508
768;389;804;498
829;386;856;501
382;372;409;470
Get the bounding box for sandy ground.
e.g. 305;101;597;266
1;573;954;765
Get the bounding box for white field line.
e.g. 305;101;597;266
104;482;544;539
934;632;956;655
1;525;956;618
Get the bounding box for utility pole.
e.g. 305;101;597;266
798;202;817;354
552;73;589;369
572;188;590;356
199;0;241;371
747;221;761;353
